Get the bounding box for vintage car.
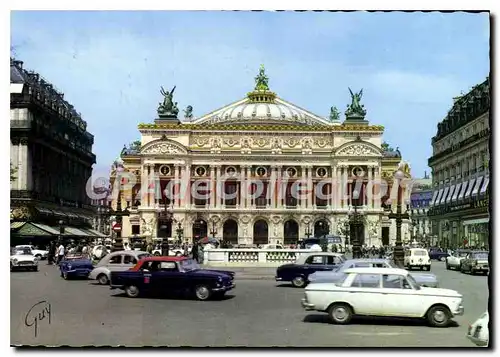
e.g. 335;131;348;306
110;256;235;300
59;253;94;280
10;247;39;272
301;267;464;327
460;251;489;275
445;249;471;270
308;259;439;287
467;311;489;347
428;248;450;261
275;252;346;287
89;250;151;285
404;248;431;271
15;245;48;260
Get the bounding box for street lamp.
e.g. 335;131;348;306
111;159;129;252
388;170;409;268
343;221;350;252
210;219;217;239
348;191;363;259
58;219;65;243
176;221;183;244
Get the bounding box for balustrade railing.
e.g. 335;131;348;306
203;248;318;266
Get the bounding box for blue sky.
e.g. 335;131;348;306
11;11;490;179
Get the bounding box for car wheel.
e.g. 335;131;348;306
291;276;306;288
194;285;211;301
425;266;431;271
439;256;446;262
426;305;451;327
154;252;161;256
328;303;353;325
97;274;109;285
125;285;140;298
175;251;182;257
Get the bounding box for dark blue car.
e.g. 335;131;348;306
60;253;94;280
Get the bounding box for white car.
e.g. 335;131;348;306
15;245;48;260
404;248;431;271
445;249;470;270
89;250;150;285
10;247;39;272
467;311;489;347
301;267;463;327
262;244;284;250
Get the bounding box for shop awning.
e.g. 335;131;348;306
480;176;489;195
78;228;108;238
64;227;91;236
472;176;483;196
463;218;489;225
458;181;468;200
439;187;449;204
434;189;444;205
464;178;476;198
52;210;68;217
36;207;54;215
451;182;462;201
31;223;61;235
64;212;80;219
11;221;26;229
446;185;455;203
429;190;439;206
13;222;54;236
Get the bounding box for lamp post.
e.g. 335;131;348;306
388;170;409;268
111;159;130;252
58;219;65;243
343;221;350;252
348;192;363;259
176;221;183;244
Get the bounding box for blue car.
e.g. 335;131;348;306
60;253;94;280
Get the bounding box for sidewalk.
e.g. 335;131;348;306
200;265;276;280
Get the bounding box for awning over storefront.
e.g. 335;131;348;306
11;221;26;229
85;228;108;238
452;183;462;201
439;187;449;205
434;189;443;205
464;178;476;198
36;207;54;215
462;218;489;225
472;176;483;196
11;222;54;236
64;212;80;219
52;210;68;217
64;227;91;236
31;223;61;235
446;185;455;203
429;190;439;206
480;176;489;195
458;181;468;200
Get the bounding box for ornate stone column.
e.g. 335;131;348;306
184;164;191;208
375;165;381;209
153;165;160;208
174;164;180;208
276;165;283;209
307;165;313;209
330;165;336;210
216;165;222;208
246;165;252;209
300;166;307;210
367;165;373;209
342;165;348;209
239;166;246;209
270;165;277;208
210;165;216;208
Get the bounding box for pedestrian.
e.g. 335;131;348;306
161;239;169;256
192;240;199;262
56;241;65;265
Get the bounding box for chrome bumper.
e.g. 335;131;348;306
213;283;235;292
453;305;465;316
275;276;283;281
301;298;315;310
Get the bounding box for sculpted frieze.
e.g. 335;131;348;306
336;144;380;157
142;142;186;155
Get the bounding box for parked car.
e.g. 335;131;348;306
15;245;48;260
89;250;151;285
467;311;489;347
404;248;431;271
428;248;449;261
445;249;471;270
460;251;489;275
10;247;39;272
275;252;346;287
308;258;439;288
301;267;464;327
262;244;284;250
59;253;94;280
92;245;110;260
110;256;235;300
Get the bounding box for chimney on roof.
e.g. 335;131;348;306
12;60;23;69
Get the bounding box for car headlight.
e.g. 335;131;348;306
34;259;39;264
217;276;222;281
472;260;477;266
12;259;18;265
67;264;72;270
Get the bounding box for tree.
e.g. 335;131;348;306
10;162;17;182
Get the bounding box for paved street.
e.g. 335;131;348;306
11;261;488;347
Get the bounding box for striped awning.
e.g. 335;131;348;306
81;228;108;238
452;183;462;201
480;176;489;194
439;187;449;204
464;178;476;198
463;218;489;225
434;189;444;206
429;190;439;206
472;176;483;196
10;221;26;229
458;181;468;200
446;185;455;203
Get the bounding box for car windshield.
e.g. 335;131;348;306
179;259;200;272
413;250;427;256
473;253;488;260
457;251;469;257
138;253;151;260
406;274;420;290
14;248;32;255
